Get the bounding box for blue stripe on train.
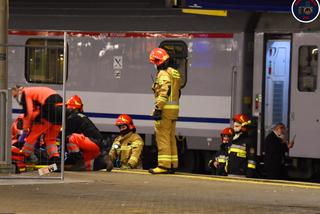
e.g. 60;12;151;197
12;109;230;124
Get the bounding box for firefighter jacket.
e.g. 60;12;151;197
19;87;62;129
65;110;105;150
214;143;230;176
109;132;144;169
152;67;181;120
227;132;256;177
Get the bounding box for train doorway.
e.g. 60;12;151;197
263;37;291;142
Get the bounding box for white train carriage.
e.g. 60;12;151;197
7;7;320;176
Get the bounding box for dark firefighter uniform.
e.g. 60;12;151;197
65;109;107;171
212;143;230;176
227;132;256;177
227;114;256;178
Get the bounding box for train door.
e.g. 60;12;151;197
252;34;291;156
290;33;320;158
264;38;291;136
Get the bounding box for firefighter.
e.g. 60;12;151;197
12;85;62;165
148;47;181;174
64;95;111;171
11;114;25;147
227;114;256;178
109;114;144;169
208;127;234;176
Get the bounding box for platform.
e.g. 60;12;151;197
0;169;319;213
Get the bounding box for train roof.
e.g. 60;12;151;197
8;0;320;33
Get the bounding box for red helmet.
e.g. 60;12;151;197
66;95;83;112
233;114;251;126
220;127;235;137
115;114;136;130
149;48;170;66
220;127;234;143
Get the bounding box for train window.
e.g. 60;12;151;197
25;39;65;84
298;46;318;92
159;40;188;88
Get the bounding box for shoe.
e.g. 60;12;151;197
64;159;87;171
105;155;113;172
168;168;176;174
148;167;169;174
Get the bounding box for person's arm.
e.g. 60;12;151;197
154;71;171;110
127;140;144;168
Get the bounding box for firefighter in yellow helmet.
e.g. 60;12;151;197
148;47;181;174
109;114;144;169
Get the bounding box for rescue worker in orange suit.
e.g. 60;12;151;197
264;123;294;180
227;114;256;178
11;114;25;148
148;47;181;174
109;114;144;169
11;114;28;172
12;85;62;165
64;95;110;171
208;127;234;176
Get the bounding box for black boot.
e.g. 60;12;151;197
93;153;113;172
64;152;86;171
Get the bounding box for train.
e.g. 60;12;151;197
5;6;320;178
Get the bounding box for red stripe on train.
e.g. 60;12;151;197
8;30;233;38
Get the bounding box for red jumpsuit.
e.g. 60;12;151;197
19;87;62;159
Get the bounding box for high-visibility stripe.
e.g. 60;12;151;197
228;148;246;158
157;96;168;102
248;163;256;169
163;105;179;109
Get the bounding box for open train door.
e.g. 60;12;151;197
252;33;291;157
290;33;320;159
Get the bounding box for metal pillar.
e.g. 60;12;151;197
0;0;15;173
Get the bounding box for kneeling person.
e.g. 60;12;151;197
65;95;110;171
109;114;144;169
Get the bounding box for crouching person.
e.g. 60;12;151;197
64;95;112;171
109;114;144;169
208;127;234;176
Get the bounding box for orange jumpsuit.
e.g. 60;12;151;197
19;87;62;159
152;67;181;169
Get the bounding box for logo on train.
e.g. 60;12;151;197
291;0;320;23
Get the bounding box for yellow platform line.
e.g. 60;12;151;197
182;8;228;17
110;169;320;190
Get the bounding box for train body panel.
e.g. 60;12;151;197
8;31;244;146
7;8;320;176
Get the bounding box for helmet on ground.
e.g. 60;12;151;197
233;114;251;127
220;127;234;143
149;48;170;66
66;95;83;112
115;114;136;130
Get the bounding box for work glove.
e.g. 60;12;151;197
18;130;28;143
152;109;162;121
